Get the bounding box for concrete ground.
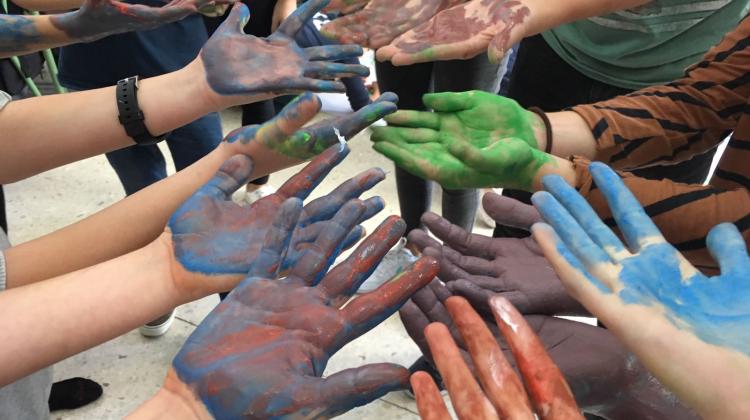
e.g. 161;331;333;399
6;97;488;419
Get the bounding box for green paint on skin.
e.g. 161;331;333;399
372;90;554;191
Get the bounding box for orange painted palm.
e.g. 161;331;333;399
412;296;583;420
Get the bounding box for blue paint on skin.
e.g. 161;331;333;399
538;164;750;356
0;15;42;53
201;1;368;97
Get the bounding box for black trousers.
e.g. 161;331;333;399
376;55;503;234
493;35;716;238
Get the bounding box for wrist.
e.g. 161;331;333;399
179;57;231;113
531;154;578;191
130;369;211;420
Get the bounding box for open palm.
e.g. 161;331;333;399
173;212;440;419
533;162;750;419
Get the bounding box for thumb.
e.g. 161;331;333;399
221;3;250;33
258;92;322;150
482;192;541;229
311;364;410;417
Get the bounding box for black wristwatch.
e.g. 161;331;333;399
116;76;169;145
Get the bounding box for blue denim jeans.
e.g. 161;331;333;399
105;113;222;195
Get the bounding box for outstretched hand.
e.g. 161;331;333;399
400;280;662;416
410;294;583;419
377;0;530;65
225;92;398;161
164;145;384;299
198;0;369;106
321;0;462;49
323;0;370;14
170;211;440;419
50;0;235;42
408;193;585;315
533;162;750;419
371;91;552;190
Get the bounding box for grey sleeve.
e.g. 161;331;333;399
0;90;10;111
0;251;5;291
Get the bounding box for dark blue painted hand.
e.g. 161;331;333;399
531;162;750;419
50;0;232;42
171;210;440;419
167;145;384;296
200;0;369;101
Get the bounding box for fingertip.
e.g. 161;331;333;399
377;91;399;104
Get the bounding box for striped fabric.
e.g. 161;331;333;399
570;15;750;272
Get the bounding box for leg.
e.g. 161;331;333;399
105;145;167;196
166;112;222;172
375;60;433;233
433;54;503;232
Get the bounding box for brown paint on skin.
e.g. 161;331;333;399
382;0;529;63
445;297;536;419
322;0;463;49
425;323;500;419
411;372;452;420
489;296;583;420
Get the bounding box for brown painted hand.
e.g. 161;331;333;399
323;0;370;14
402;282;696;419
407;192;585;315
377;0;530;65
410;294;582;419
320;0;464;49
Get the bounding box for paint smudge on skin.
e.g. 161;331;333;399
201;1;368;98
536;164;750;356
172;212;438;419
321;0;463;49
49;0;224;44
379;0;530;64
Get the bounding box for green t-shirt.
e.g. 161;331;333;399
542;0;750;89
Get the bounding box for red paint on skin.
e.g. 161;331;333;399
446;297;535;419
489;296;582;420
411;372;452;420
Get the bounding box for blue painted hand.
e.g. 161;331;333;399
531;162;750;420
170;210;440;419
200;0;369;103
166;145;384;298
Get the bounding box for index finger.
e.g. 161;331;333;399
446;297;534;419
276;144;349;199
489;296;582;420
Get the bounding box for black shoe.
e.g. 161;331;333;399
48;377;103;411
405;356;445;399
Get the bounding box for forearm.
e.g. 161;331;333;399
11;0;84;12
0;13;71;57
5;139;298;288
520;0;649;37
5;143;231;287
0;239;182;386
0;60;218;183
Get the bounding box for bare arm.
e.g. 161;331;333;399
0;61;219;183
11;0;85;12
0;0;221;58
0;239;181;386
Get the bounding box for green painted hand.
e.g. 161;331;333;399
371;91;551;190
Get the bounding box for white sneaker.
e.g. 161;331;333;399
139;310;175;338
240;184;277;206
357;238;418;293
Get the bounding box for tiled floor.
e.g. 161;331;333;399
6;100;486;419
